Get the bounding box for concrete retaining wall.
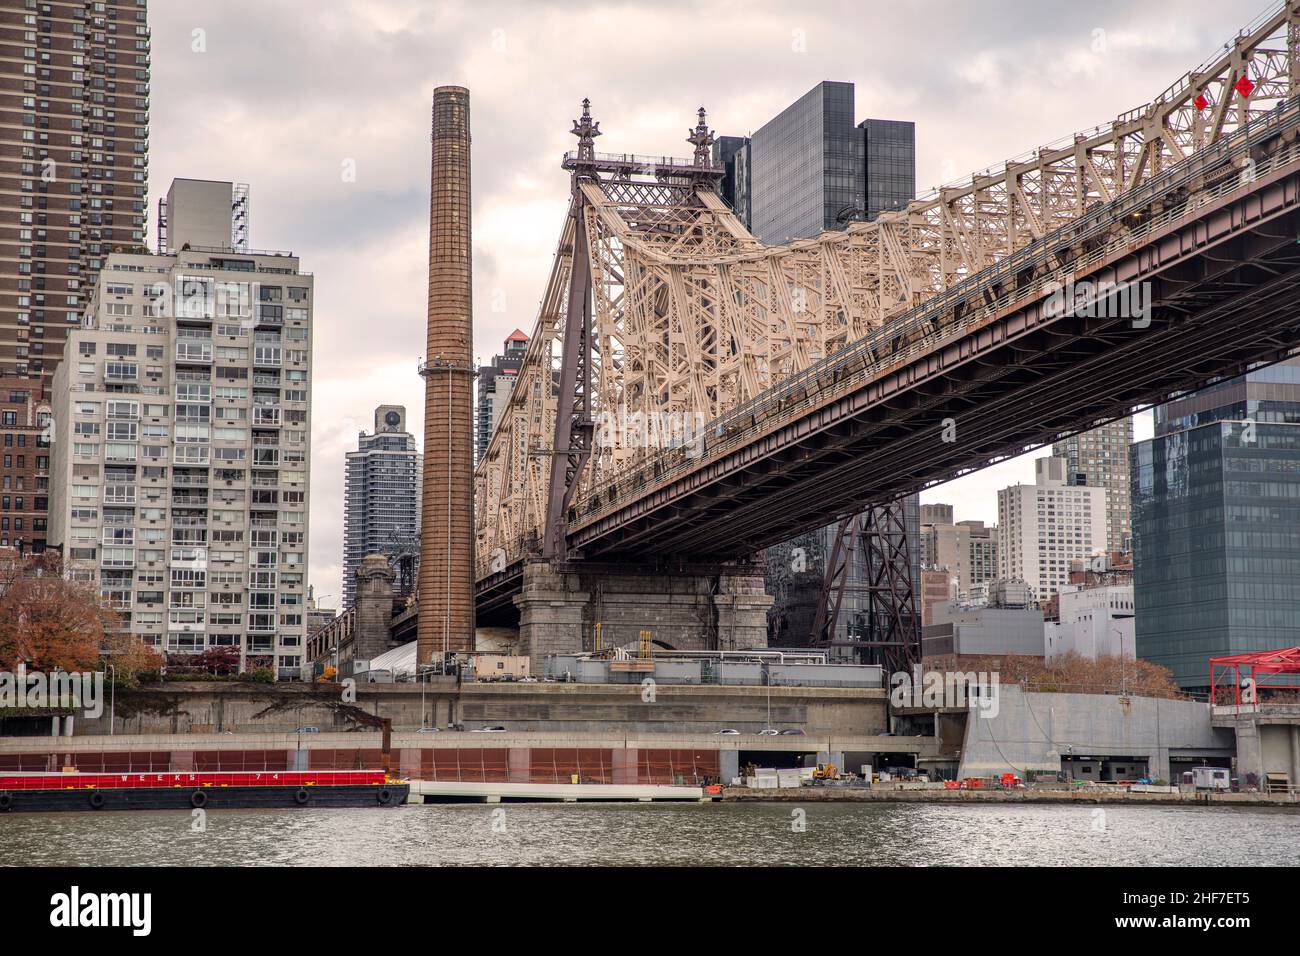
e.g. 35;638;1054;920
957;686;1232;780
3;681;889;738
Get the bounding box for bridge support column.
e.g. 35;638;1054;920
714;571;774;651
514;561;590;667
513;561;773;670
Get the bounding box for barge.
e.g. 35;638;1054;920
0;770;409;813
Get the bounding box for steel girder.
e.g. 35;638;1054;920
812;506;921;670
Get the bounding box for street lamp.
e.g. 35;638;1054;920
763;660;773;733
420;666;433;730
106;663;116;735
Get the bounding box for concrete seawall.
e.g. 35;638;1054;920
721;786;1300;808
2;680;889;738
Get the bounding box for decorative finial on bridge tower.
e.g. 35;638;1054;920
571;97;601;161
688;106;715;167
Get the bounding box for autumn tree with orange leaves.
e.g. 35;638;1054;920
0;552;120;673
924;652;1185;700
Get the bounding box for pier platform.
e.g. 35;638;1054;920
406;779;707;803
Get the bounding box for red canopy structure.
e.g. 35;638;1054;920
1209;647;1300;706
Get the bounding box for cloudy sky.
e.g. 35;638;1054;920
147;0;1255;608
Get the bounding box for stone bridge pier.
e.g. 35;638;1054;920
513;559;773;668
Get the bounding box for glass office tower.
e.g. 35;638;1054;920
717;81;915;243
1131;360;1300;690
860;118;916;220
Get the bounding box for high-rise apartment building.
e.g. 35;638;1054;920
918;503;953;526
342;404;419;607
48;179;312;678
997;457;1107;601
919;509;998;597
0;0;150;551
1052;417;1133;552
1132;359;1300;689
157;178;248;254
0;0;151;381
714;81;915;242
475;329;526;463
0;380;50;552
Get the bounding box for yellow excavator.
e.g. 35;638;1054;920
812;763;839;780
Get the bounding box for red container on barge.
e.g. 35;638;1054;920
0;770;409;813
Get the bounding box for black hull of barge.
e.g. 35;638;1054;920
0;783;409;813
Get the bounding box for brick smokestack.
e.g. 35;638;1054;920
418;86;476;663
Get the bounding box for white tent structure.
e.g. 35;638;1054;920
361;640;419;681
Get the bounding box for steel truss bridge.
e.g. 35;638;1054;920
476;1;1300;631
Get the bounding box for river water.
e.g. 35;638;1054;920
3;802;1298;866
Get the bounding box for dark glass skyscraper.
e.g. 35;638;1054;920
860;118;916;220
715;81;915;242
712;135;750;229
1132;360;1300;690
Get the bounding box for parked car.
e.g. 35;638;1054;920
758;728;780;736
416;727;441;733
295;727;320;734
472;726;507;733
714;728;741;735
779;729;806;736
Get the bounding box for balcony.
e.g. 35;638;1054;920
175;342;213;364
99;591;133;611
252;406;281;428
170;548;208;568
104;362;138;383
173;448;211;467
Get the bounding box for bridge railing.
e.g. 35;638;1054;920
572;92;1300;530
562;150;723;174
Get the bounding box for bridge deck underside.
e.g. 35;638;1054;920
566;172;1300;563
